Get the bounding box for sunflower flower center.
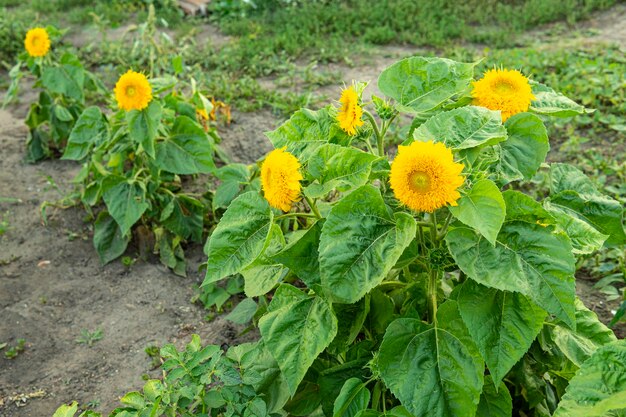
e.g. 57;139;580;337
494;81;515;94
409;171;431;193
126;86;136;97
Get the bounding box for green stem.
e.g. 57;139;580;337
377;280;407;291
428;269;439;323
304;195;322;219
430;211;438;243
436;212;453;241
364;110;384;157
275;212;318;220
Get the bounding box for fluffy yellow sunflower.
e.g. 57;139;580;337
337;86;364;136
114;70;152;111
390;141;465;212
24;28;51;58
472;68;535;121
261;148;303;212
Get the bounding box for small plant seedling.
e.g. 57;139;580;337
144;345;161;369
4;339;26;359
121;256;136;267
76;329;103;346
86;399;101;409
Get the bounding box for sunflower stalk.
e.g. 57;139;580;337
304;195;322;219
363;110;384;157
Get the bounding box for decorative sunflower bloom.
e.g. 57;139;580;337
261;148;303;212
24;28;51;57
337;86;364;136
114;70;152;111
472;68;535;121
390;141;465;213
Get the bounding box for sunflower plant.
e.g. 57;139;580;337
3;26;106;162
200;56;626;417
64;70;222;274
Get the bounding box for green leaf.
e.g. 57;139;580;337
203;192;273;285
319;185;416;303
103;180;149;236
305;144;379;198
553;340;626;417
242;225;287;297
127;101;161;159
458;279;546;386
328;297;370;355
550;298;617;367
53;402;79;417
155;115;216;175
476;376;513;417
378;301;484;417
530;82;588;117
62;106;109;161
548;191;625;246
93;211;130;264
550;163;598;196
378;56;475;115
449;179;505;246
447;192;576;328
259;284;338;396
271;220;324;288
120;392;145;409
160;195;204;242
265;106;350;159
497;112;549;183
41;54;84;102
544;200;608;254
548;163;625;245
241;342;291;413
412;106;506;150
333;378;371;417
213;164;250;210
226;298;258;325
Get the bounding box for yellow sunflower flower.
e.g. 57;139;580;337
261;148;303;212
472;68;535;121
390;141;464;212
337;86;364;136
114;70;152;111
24;28;51;58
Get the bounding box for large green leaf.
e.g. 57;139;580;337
458;280;546;386
160;194;204;242
93;211;130;265
319;185;416;303
103;180;149;236
240;342;291;413
305;144;379;198
41;53;84;102
553;340;626;417
203;192;273;285
476;376;512;417
52;402;79;417
548;163;625;245
530;82;588;117
155;115;216;175
378;301;483;417
497;112;549;183
544;200;608;254
259;285;338;396
449;179;505;246
333;378;371;417
241;225;287;297
378;56;475;115
412;106;506;150
271;221;324;288
265;106;350;159
127;101;161;159
446;191;576;328
550;298;616;367
62;106;109;160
